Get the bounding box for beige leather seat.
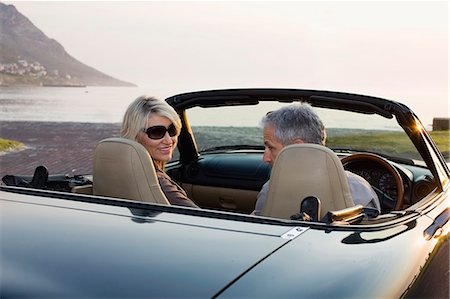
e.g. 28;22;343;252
93;138;170;205
261;144;355;220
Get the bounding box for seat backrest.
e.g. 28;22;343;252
93;138;170;205
261;144;354;220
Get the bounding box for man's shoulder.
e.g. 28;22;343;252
345;170;368;184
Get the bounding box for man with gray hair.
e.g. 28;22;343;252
252;103;381;215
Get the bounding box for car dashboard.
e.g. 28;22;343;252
168;149;437;213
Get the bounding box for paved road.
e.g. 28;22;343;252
0;121;121;178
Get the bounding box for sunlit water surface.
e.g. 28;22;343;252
0;86;402;131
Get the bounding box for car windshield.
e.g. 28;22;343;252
185;102;422;163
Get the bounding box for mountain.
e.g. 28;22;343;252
0;3;135;87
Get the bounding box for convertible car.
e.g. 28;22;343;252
1;88;449;298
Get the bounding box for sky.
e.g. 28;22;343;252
5;1;450;124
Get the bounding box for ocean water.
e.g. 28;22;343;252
0;86;401;130
0;86;275;125
0;86;171;123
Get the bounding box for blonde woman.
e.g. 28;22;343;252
121;95;198;208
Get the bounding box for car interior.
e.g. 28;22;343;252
1;95;442;225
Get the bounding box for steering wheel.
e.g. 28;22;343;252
341;153;405;211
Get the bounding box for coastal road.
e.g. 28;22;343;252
0;121;120;178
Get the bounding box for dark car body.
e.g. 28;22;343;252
1;88;449;298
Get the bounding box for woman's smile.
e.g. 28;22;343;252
138;114;179;169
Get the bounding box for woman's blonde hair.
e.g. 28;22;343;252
121;95;181;141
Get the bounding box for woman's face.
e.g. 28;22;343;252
138;114;178;167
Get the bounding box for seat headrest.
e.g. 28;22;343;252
261;144;354;219
93;138;169;205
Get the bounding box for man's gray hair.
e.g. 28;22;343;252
261;103;325;145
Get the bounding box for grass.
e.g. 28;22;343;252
327;130;449;160
192;127;449;161
0;138;23;153
428;130;450;154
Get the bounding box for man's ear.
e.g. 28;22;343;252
292;139;304;144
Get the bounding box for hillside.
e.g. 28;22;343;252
0;3;135;87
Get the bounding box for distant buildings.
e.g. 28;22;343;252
0;59;47;77
0;58;82;87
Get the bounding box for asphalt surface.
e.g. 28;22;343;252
0;121;121;178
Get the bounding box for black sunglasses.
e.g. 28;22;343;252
143;124;177;140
